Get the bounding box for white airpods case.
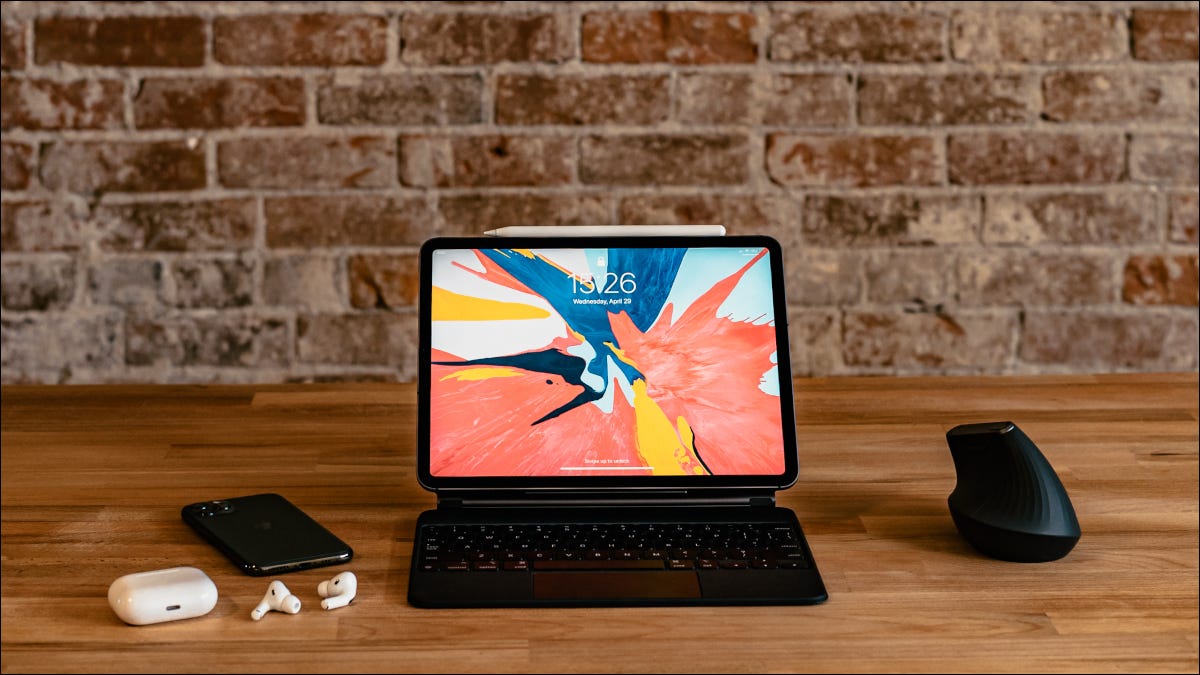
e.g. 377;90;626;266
107;567;218;625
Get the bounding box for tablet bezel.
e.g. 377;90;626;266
416;234;799;493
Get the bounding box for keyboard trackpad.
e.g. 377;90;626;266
534;571;701;601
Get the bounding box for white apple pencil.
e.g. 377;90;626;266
483;225;726;237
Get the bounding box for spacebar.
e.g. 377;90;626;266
533;559;665;571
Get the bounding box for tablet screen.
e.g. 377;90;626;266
421;237;795;485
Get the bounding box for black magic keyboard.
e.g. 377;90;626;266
416;521;811;572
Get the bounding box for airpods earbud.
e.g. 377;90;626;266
250;580;301;620
317;571;357;610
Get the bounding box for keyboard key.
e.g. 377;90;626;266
533;559;665;571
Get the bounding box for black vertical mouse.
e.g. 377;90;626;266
946;422;1081;562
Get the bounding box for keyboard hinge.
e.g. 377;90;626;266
434;490;777;508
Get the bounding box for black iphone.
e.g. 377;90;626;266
182;493;353;576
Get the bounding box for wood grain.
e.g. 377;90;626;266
2;374;1197;673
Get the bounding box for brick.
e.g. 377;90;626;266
265;195;434;248
951;10;1125;63
297;313;416;367
1;77;124;130
583;11;756;64
169;257;255;309
35;16;204;67
803;194;979;245
1;141;33;190
348;254;420;309
439;194;611;235
496;74;669;126
400;134;572;187
618;194;802;251
41;140;206;194
786;309;840;377
677;74;752;125
1133;9;1200;61
2;18;25;70
318;74;482;126
218;136;393;189
214;14;386;66
770;11;943;63
0;201;85;252
768;134;940;188
984;192;1158;245
135;77;305;129
580;134;748;186
958;251;1115;306
1021;311;1197;370
1;257;75;310
948;133;1124;185
859;74;1035;125
786;249;861;306
263;255;343;311
1123;255;1199;306
93;199;256;252
677;73;852;126
402;13;571;65
1169;192;1199;244
1;311;123;381
864;250;956;306
843;310;1016;370
1129;134;1200;185
1043;71;1198;123
126;315;288;368
88;258;162;308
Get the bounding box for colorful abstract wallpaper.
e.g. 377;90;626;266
429;246;786;477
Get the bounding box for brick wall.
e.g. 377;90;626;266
1;1;1197;384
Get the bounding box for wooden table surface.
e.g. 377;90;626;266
1;374;1197;673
